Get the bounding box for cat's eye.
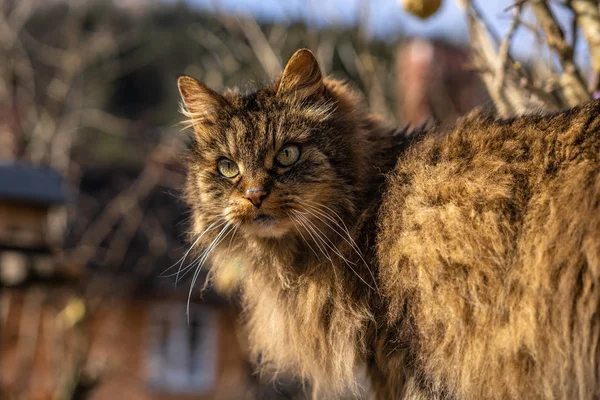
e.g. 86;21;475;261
275;144;300;167
217;158;239;178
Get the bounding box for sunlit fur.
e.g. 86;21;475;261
179;50;407;397
376;105;600;399
179;50;600;399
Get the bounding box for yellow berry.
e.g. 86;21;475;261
402;0;443;19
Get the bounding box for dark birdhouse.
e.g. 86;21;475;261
0;163;67;285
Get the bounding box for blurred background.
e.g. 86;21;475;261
0;0;597;398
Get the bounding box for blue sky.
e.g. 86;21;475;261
184;0;525;39
184;0;586;63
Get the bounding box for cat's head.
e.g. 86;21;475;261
179;49;372;242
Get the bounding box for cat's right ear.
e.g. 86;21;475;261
177;76;228;126
277;49;325;101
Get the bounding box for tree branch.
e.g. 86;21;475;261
571;0;600;91
532;0;591;105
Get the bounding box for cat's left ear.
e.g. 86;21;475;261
177;75;228;126
277;49;325;101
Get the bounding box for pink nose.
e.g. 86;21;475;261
244;188;269;207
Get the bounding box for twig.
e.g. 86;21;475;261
571;0;600;91
532;0;591;105
494;3;524;95
236;17;282;78
104;203;149;269
458;0;527;115
69;135;183;266
502;0;530;13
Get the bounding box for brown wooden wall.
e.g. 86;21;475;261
1;288;250;400
0;286;86;400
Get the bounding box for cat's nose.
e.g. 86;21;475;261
244;187;269;208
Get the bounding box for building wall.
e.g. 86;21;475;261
86;297;250;400
0;286;86;399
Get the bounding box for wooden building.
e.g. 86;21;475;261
0;162;84;399
0;163;68;285
0;164;285;400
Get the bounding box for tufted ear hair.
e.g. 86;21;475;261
177;75;228;126
277;49;325;101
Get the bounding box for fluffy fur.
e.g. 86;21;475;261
377;106;600;399
178;49;600;399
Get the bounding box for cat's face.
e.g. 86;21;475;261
180;50;360;240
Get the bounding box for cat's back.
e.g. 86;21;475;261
376;101;600;399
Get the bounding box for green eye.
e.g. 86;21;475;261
275;144;300;167
217;158;239;178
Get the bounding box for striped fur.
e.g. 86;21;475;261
179;49;600;399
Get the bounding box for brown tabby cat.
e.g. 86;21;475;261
177;49;600;399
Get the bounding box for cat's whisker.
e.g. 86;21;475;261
292;211;342;285
301;203;370;267
295;212;362;278
299;204;355;248
227;223;240;251
294;210;356;265
161;219;226;279
171;258;200;283
175;235;223;283
173;223;232;283
174;219;228;283
186;221;234;321
304;199;353;237
303;200;353;234
292;211;332;262
296;206;379;293
287;212;320;259
292;211;342;283
170;222;236;287
187;221;233;287
301;201;372;269
160;235;202;278
303;203;381;295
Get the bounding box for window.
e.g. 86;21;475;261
147;302;218;394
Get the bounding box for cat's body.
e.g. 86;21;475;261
177;50;600;399
376;106;600;399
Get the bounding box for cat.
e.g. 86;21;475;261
177;49;600;399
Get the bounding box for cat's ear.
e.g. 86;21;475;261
177;75;228;126
277;49;325;101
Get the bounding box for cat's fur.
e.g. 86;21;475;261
177;49;600;399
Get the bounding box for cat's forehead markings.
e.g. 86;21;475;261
264;154;274;170
229;117;246;136
227;117;248;157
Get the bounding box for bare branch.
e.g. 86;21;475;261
494;3;523;95
571;0;600;91
236;17;282;78
67;134;184;267
458;0;535;115
532;0;591;105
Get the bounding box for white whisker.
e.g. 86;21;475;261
292;211;332;262
294;205;379;293
303;201;378;278
294;211;355;265
304;199;352;235
228;223;240;251
301;203;369;266
292;211;341;283
161;219;227;280
287;212;320;259
186;222;234;321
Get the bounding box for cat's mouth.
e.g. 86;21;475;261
252;213;276;224
240;212;291;238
